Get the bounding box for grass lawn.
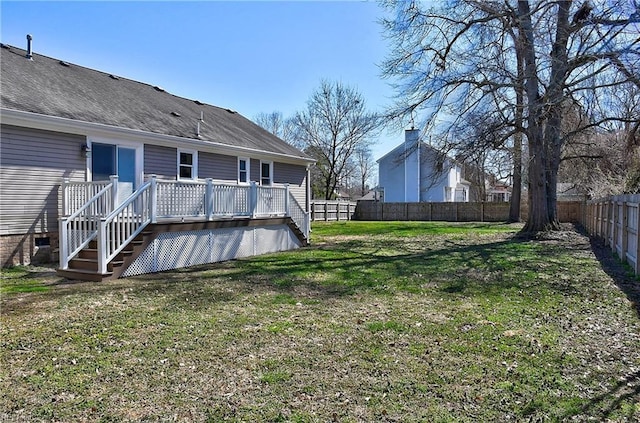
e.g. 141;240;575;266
1;221;639;422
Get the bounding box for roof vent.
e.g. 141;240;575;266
26;34;33;60
194;100;204;105
59;60;70;67
109;74;120;80
1;44;10;50
153;86;165;92
171;112;181;117
226;109;237;114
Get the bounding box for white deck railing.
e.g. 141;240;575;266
289;193;310;240
97;179;154;274
60;175;309;274
256;185;288;217
59;180;115;270
210;183;251;217
156;180;208;218
61;176;117;217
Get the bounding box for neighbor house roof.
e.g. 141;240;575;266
0;43;312;162
377;139;457;167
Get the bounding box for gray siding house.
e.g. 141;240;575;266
378;129;471;203
0;41;314;280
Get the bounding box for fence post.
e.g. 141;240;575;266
621;200;628;261
481;202;485;223
611;199;617;248
324;202;328;221
636;202;640;275
599;202;604;239
602;201;608;243
150;175;157;224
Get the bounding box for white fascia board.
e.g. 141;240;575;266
0;108;316;166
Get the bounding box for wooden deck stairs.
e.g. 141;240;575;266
56;217;307;282
56;230;153;282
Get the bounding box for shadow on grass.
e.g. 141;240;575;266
2;233;581;316
1;226;600;320
582;225;640;318
563;369;640;422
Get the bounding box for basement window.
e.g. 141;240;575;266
35;237;50;247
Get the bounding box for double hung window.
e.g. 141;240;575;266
178;150;197;180
238;157;249;184
260;161;272;186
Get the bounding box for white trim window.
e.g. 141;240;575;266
238;157;250;184
260;161;273;186
178;149;197;180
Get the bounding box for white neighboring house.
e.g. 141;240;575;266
377;128;471;203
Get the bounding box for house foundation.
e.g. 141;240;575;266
1;232;59;267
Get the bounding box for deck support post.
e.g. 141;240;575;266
206;178;214;220
250;181;258;217
285;184;290;216
110;175;119;212
61;178;70;217
150;175;157;224
97;218;108;275
59;218;68;269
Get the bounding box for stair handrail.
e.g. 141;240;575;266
288;191;310;241
97;178;156;275
59;182;114;270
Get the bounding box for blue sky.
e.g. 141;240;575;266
1;1;406;161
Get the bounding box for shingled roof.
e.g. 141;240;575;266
0;43;311;161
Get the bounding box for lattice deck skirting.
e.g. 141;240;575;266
122;224;300;277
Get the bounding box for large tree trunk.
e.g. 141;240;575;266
542;0;572;229
518;0;554;232
509;23;526;223
524;131;553;231
509;132;523;222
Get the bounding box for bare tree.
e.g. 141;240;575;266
560;85;640;196
253;111;300;148
381;0;640;231
353;147;377;197
292;80;381;200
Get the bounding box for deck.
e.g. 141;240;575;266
58;176;310;280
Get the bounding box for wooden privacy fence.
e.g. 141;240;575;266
356;201;509;222
310;201;357;221
355;201;584;223
583;194;640;274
